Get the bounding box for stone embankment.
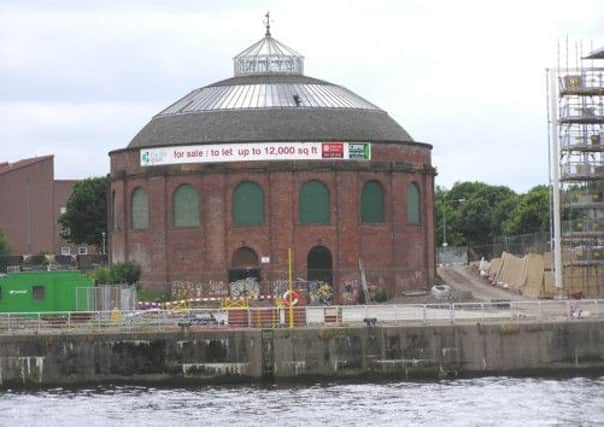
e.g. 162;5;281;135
1;320;603;388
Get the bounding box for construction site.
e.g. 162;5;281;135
546;41;604;298
435;42;604;302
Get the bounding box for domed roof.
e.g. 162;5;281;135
128;24;414;149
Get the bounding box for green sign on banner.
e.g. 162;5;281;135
348;143;371;160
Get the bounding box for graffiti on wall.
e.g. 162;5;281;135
171;280;229;299
270;279;289;298
171;280;202;300
207;280;229;298
308;281;333;305
229;277;260;298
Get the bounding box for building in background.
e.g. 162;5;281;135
109;22;436;301
0;155;93;257
548;43;604;297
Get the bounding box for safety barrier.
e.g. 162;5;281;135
0;299;602;335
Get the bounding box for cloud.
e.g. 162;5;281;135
0;101;161;178
0;0;603;192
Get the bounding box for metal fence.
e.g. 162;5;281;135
0;299;602;335
468;232;551;261
75;285;137;311
437;246;468;266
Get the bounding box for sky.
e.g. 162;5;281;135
1;0;603;193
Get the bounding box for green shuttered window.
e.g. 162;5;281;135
299;181;329;224
173;184;200;227
131;187;149;230
407;183;421;224
233;181;264;226
361;180;385;224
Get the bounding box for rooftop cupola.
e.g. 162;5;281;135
233;12;305;76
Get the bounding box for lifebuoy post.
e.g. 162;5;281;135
282;290;300;307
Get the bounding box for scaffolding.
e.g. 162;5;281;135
547;40;604;297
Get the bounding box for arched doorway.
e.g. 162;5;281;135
307;245;333;285
307;246;333;304
229;247;260;283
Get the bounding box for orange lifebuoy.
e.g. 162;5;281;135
283;290;300;306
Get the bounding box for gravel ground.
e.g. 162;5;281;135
389;265;530;304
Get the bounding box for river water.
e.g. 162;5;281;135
1;376;603;426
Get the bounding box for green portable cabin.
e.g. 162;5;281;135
0;271;94;312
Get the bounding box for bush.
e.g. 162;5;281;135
110;262;142;286
91;262;141;287
92;266;112;285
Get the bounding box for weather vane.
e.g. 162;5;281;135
264;11;272;37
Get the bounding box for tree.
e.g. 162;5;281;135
435;186;465;246
436;181;518;247
110;262;142;286
91;266;112;285
0;228;11;256
502;185;550;235
59;177;108;248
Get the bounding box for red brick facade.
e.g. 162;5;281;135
0;155;94;257
109;143;436;301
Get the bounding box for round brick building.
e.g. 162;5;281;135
108;26;436;303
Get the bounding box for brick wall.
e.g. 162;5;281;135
0;157;54;255
109;143;436;300
0;157;97;257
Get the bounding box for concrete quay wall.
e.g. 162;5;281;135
1;321;603;388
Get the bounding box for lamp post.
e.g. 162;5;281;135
442;198;465;247
101;232;106;256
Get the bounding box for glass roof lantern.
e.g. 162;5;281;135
233;13;304;76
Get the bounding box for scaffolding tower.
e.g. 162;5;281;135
547;42;604;297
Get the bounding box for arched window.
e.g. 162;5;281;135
233;181;264;226
131;187;149;230
360;180;385;224
173;184;200;227
299;180;329;224
407;183;421;224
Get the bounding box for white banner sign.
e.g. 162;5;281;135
140;142;371;167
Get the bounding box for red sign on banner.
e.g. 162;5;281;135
322;142;344;158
